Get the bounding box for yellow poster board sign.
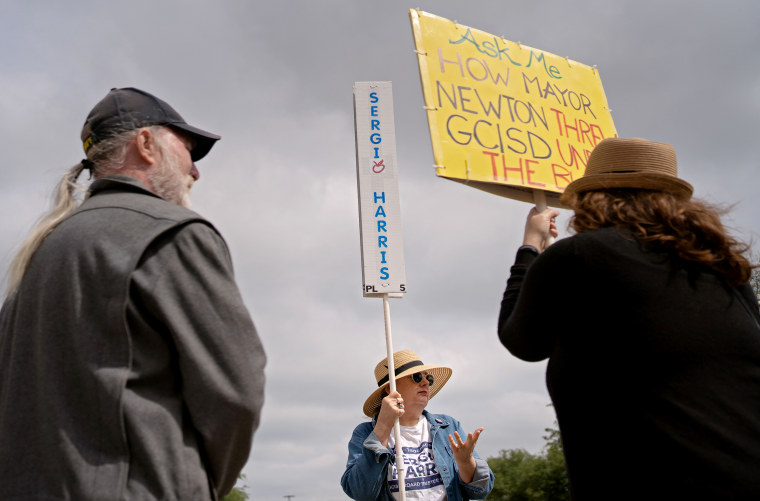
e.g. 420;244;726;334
409;10;617;207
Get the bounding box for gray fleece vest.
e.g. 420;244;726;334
0;176;216;499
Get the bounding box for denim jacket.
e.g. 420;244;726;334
341;410;494;501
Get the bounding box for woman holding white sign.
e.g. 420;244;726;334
341;349;494;501
498;137;760;499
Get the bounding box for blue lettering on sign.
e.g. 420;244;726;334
369;92;383;169
369;90;391;283
447;28;561;79
374;189;390;280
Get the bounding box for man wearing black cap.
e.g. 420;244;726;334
0;88;266;500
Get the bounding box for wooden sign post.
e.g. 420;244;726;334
354;81;408;500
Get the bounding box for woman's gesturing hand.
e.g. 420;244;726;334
448;428;484;483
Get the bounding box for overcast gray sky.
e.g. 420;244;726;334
1;1;759;499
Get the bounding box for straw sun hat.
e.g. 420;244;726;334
363;349;452;417
561;137;693;202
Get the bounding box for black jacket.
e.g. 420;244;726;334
499;227;760;500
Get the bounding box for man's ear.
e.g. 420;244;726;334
135;128;159;166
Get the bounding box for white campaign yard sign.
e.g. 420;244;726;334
354;81;407;297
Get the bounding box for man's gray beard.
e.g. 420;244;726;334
147;141;192;209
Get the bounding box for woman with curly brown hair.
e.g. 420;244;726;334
498;137;760;500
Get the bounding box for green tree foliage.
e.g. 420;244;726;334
487;425;569;501
221;487;249;501
221;475;250;501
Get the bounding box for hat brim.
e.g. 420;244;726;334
168;123;221;162
561;172;693;202
362;364;452;417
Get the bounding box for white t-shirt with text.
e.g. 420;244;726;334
387;416;447;501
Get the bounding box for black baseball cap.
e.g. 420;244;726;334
81;87;221;161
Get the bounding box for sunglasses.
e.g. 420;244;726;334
411;372;434;386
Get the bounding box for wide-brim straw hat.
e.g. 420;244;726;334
363;349;452;417
561;137;693;202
